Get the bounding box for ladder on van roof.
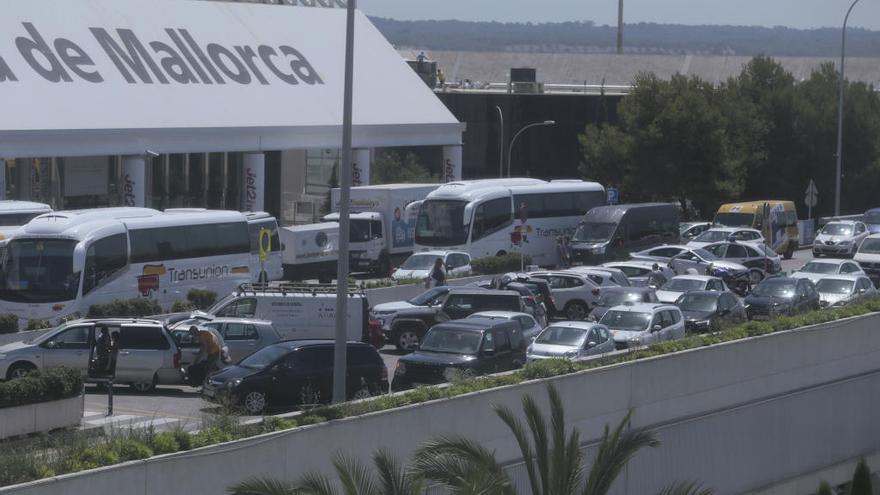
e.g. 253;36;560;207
236;282;365;296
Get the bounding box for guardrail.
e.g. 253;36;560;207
436;82;634;95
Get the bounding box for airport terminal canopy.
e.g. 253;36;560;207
0;0;464;157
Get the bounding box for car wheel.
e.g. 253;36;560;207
243;390;268;414
496;250;507;257
130;374;158;393
351;387;372;401
6;362;36;380
395;330;421;351
748;269;764;285
565;301;589;320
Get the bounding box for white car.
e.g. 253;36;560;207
854;234;880;284
655;275;728;304
602;261;675;288
791;259;865;284
526;321;615;362
599;302;686;350
680;222;712;242
563;267;630;287
687;227;765;249
701;241;782;283
528;271;604;320
630;244;691;264
467;311;544;342
813;275;877;308
813;220;870;258
391;250;471;282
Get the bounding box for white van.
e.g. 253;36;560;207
196;283;368;342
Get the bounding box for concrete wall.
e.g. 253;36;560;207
0;395;83;439
5;313;880;495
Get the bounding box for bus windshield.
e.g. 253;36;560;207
0;239;80;303
572;222;616;243
416;200;469;246
714;213;755;228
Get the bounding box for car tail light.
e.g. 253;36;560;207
551;297;557;307
592;288;600;296
173;350;181;369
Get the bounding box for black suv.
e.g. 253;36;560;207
391;319;527;391
388;289;523;351
744;276;820;320
203;340;388;414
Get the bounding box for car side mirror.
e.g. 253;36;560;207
45;341;57;349
652;325;662;333
585;341;597;349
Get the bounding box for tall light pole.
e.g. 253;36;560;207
333;0;356;404
495;105;504;177
507;120;556;177
835;0;861;217
617;0;624;55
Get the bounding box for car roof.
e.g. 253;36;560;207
669;275;716;282
469;311;532;319
600;286;654;293
606;302;674;312
446;289;519;296
544;321;604;331
703;227;760;233
190;317;273;326
411;250;468;257
604;261;658;268
679;290;724;298
805;258;852;266
432;319;518;332
814;274;867;282
275;339;371;349
77;318;164;326
824;220;859;225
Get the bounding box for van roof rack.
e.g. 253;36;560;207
236;282;365;296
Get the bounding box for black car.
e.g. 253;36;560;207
675;290;746;333
203;340;388;414
743;276;821;321
485;273;557;315
391;319;527;391
588;286;659;321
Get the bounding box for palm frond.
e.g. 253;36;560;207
332;452;378;495
227;476;297;495
656;481;714;495
582;410;659;495
522;393;550;495
413;435;513;495
548;385;583;494
373;448;424;495
494;403;541;495
294;472;339;495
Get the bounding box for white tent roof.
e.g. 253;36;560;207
0;0;463;157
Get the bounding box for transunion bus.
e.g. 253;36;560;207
414;179;606;267
0;208;282;327
0;201;52;241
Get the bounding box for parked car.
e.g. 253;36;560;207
744;276;820;320
601;261;675;288
637;246;752;282
386;289;524;351
526;322;614;362
570;203;679;264
814;275;877;308
588;286;659;321
702;241;781;283
675;291;746;333
630;244;691;264
391;250;471;282
791;259;865;283
467;311;544;342
680;222;712;242
203;340;388;414
566;266;631;287
686;227;765;249
498;282;549;327
370;286;459;333
656;275;728;304
391;319;526;391
170;318;281;364
528;271;603;320
600;303;685;350
813;220;870;258
168;321;231;372
864;208;880;234
471;273;556;317
854;234;880;286
0;319;181;391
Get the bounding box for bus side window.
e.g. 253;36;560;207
83;234;127;295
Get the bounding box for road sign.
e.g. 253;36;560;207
805;179;818;219
607;187;619;205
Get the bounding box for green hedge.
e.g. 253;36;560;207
471;253;532;275
87;298;162;318
0;367;83;409
0;314;18;334
170;289;219;313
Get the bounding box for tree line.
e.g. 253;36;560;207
579;56;880;219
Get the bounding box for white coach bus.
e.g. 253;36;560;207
0;201;53;240
414;179;606;267
0;208;281;327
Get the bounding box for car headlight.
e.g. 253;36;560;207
226;378;242;388
628;337;641;346
395;362;406;376
526;345;533;354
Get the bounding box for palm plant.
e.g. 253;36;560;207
227;448;423;495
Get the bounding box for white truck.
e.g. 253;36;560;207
279;222;340;281
326;184;440;275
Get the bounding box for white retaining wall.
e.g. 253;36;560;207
4;313;880;495
0;395;84;439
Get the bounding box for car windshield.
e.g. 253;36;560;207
535;326;587;347
693;231;733;243
600;310;651;332
691;248;718;261
416;200;469;247
238;344;289;370
572;222;616;243
822;223;853;236
799;262;838;274
815;279;854;294
408;287;448;306
662;278;706;292
714;212;755;228
677;293;718;312
865;212;880;225
751;280;796;298
596;290;644;307
859;238;880;254
420;328;482;355
401;254;438;270
0;238;81;303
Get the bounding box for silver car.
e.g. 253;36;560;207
527;321;615;362
814;275;877;308
467;311;544;342
813;221;870;257
0;319;181;391
170;318;281;363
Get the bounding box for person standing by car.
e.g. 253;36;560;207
93;326;112;374
429;257;447;287
188;325;221;383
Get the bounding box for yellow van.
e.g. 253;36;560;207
714;201;799;259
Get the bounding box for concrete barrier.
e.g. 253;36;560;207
4;312;880;494
0;395;84;439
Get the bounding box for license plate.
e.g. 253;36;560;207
752;315;770;321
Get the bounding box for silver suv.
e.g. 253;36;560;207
0;319;182;391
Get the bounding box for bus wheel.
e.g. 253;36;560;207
784;244;795;260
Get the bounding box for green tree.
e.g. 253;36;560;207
226;448;423;495
370;151;437;184
850;458;872;495
816;480;832;495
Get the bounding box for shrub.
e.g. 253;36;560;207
87;298;162;318
149;432;180;455
0;314;18;334
0;367;82;409
25;319;52;331
261;416;297;433
172;429;193;451
191;428;233;449
470;253;532;275
297;415;326;426
112;439;153;461
186;289;217;310
171;300;195;313
522;358;578;379
851;458;872;495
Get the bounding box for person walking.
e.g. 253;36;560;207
429;257;447;287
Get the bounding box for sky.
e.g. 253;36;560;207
357;0;880;31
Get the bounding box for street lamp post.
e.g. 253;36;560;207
835;0;861;217
507;120;556;177
495;105;504;178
